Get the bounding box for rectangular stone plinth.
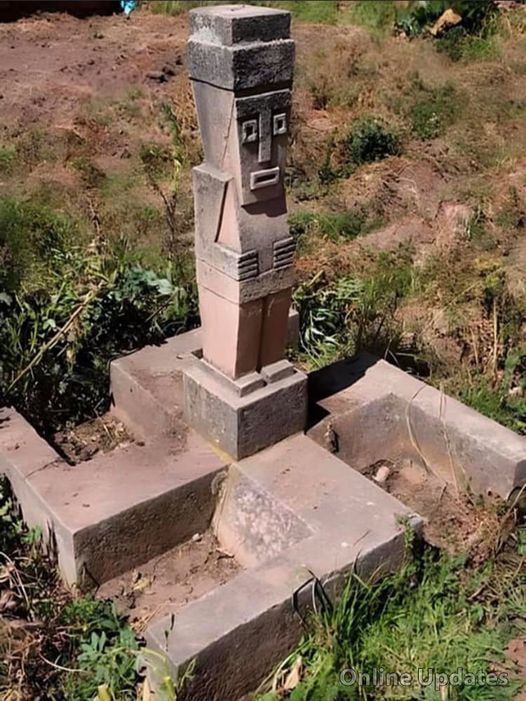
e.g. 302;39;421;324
183;357;307;460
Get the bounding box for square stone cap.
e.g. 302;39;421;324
189;4;291;46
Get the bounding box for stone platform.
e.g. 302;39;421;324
146;433;420;701
0;408;227;587
1;329;525;698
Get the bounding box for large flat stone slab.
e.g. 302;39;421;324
308;354;526;500
145;434;422;700
0;407;227;587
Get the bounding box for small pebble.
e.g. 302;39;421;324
373;465;391;485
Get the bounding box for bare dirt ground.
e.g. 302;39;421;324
54;414;133;463
96;530;240;628
363;458;505;561
0;9;186;132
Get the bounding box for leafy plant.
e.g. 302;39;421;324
346;0;398;33
0;145;16;173
294;250;416;368
0;197;198;436
343;117;401;169
64;627;139;700
288;210;366;245
410;82;461;140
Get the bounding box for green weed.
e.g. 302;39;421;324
259;545;525;700
345;0;398;33
0;476;143;700
409;82;462;140
0;196;80;292
294;249;416;368
437;27;501;62
0;196;197;436
343;117;401;169
289;210;366;245
139;142;172;177
467;208;495;250
0;145;16;173
151;1;339;23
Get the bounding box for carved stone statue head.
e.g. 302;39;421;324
188;4;295;206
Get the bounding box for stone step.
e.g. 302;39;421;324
145;433;422;700
0;407;228;587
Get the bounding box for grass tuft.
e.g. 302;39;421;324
258;541;525;700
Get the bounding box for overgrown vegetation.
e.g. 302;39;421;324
0;478;142;700
257;530;525;700
0;196;197;437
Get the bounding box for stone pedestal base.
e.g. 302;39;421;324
183;356;307;460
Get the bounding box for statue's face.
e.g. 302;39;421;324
233;89;291;206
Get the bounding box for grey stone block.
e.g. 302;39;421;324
188;39;295;92
183;356;307;460
308;354;526;500
110;321;300;439
110;329;202;440
0;407;228;587
189;5;291;46
145;434;422;700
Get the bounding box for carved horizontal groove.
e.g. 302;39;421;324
238;269;259;281
238;251;258;263
274;248;295;257
238;263;259;274
274;238;295;251
274;249;295;259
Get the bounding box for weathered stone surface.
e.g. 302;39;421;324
187;4;297;387
308;354;526;499
111;317;300;439
0;407;227;587
110;328;201;439
189;4;291;46
183;355;307;460
187;38;295;92
146;434;422;700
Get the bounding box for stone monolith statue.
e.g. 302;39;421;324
183;4;307;459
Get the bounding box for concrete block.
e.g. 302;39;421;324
213;462;312;567
183;356;308;460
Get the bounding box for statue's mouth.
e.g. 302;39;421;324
250;167;280;191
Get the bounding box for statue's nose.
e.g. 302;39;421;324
258;113;272;164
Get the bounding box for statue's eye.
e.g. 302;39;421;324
242;119;258;144
273;113;287;136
